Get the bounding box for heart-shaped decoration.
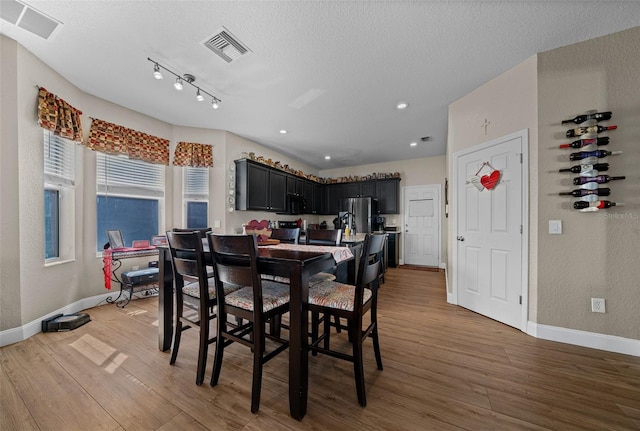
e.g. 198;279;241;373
467;175;485;191
480;170;501;190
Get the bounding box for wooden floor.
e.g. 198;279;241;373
2;268;639;430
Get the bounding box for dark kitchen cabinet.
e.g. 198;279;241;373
376;178;400;214
323;183;345;215
235;159;287;212
360;181;376;198
312;182;322;214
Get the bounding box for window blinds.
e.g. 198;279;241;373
97;152;164;198
44;130;75;186
184;167;209;199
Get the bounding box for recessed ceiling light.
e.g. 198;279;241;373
280;129;288;134
324;155;331;160
396;102;409;110
410;142;417;147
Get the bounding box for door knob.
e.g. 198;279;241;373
457;236;465;241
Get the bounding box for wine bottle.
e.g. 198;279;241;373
566;125;617;138
569;150;621;161
573;200;620;210
559;137;609;149
559;163;609;173
559;188;610;197
573;175;625;185
562;111;612;124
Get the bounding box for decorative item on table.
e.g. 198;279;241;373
245;219;272;243
132;239;151;249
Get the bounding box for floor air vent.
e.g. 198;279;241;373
203;27;251;63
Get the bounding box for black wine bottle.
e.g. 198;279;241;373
559;137;609;149
573;200;619;210
559;163;609;173
566;125;617;138
573;175;626;185
562;111;612;124
569;150;621;161
559;188;610;197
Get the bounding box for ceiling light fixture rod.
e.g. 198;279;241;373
147;57;221;104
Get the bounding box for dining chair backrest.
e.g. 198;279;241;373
172;227;212;238
166;231;208;293
306;228;342;246
270;227;300;244
353;234;383;313
207;234;262;317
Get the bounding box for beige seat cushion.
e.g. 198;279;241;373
308;280;372;312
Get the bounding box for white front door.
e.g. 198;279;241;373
403;185;440;267
453;131;527;330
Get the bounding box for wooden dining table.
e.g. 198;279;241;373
156;242;353;420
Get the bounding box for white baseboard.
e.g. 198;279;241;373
0;292;114;347
527;321;640;357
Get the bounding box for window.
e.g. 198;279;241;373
183;166;209;228
43;131;75;262
96;153;164;251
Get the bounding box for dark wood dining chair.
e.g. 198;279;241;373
172;227;212;237
308;233;385;407
166;231;220;385
306;228;342;246
207;233;290;413
270;227;300;244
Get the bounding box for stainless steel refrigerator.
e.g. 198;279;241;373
343;197;377;234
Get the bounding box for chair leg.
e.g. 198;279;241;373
352;325;366;407
323;312;332;351
251;319;265;413
334;315;342;333
311;311;320;356
371;302;383;371
210;313;226;387
195;314;209;385
170;319;183;365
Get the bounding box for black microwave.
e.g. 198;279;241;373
285;193;306;215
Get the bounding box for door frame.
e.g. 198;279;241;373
451;129;530;331
402;184;442;268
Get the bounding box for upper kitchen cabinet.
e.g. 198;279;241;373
235;159;287;212
376;178;400;214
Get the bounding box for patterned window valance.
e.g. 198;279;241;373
173;142;214;167
86;118;170;165
37;87;83;142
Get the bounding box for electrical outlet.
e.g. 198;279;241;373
591;298;606;313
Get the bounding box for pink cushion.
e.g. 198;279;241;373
308;280;372;311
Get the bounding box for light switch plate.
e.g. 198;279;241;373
549;220;562;235
213;220;221;228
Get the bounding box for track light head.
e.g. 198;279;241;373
174;78;183;91
212;100;219;110
196;89;204;101
153;64;163;80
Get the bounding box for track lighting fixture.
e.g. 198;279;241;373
153;63;163;79
148;57;222;108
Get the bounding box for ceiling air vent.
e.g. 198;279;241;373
0;0;62;39
203;27;251;63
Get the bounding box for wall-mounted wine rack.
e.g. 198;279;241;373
558;110;625;212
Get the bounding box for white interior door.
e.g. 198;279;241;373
403;185;440;267
454;131;526;329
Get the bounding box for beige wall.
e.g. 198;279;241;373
536;27;639;339
447;55;539;303
448;26;640;341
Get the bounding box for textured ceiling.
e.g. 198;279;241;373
2;1;639;169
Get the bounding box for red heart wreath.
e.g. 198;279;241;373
480;170;501;190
